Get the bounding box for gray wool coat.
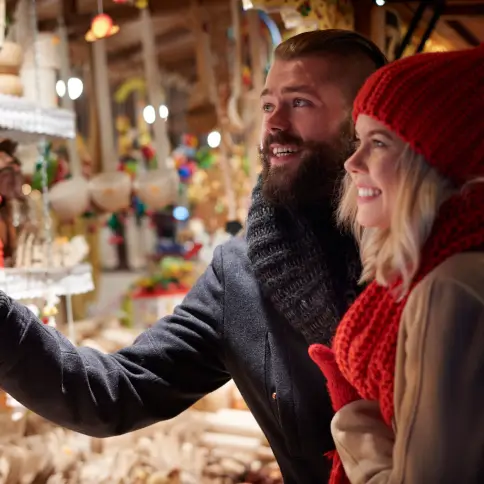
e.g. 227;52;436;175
0;237;335;483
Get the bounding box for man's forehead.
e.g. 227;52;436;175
263;57;336;95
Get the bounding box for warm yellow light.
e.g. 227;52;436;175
85;16;120;43
91;13;113;38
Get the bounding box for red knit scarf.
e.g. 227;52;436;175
329;185;484;484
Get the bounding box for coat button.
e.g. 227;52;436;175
272;392;277;400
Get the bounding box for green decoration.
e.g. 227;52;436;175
107;214;123;232
196;146;216;169
31;143;58;190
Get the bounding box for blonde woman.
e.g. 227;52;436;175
309;44;484;483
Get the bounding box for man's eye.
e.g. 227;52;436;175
262;103;273;112
293;98;311;107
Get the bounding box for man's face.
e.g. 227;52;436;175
260;56;355;206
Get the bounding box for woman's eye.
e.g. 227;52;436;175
293;98;311;107
372;139;386;148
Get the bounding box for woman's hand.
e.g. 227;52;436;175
308;344;361;411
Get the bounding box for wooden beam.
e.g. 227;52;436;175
446;19;481;46
107;28;193;63
353;0;375;37
38;0;226;35
443;4;484;17
385;1;484;16
60;0;77;17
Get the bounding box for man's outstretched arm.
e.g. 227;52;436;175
0;246;230;437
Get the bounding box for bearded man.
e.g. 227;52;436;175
0;30;386;483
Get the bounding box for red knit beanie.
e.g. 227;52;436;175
353;44;484;186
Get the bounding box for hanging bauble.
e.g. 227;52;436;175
93;13;112;36
89;171;132;213
0;42;23;76
49;176;90;222
134;169;179;210
182;134;198;149
85;13;119;42
178;166;191;181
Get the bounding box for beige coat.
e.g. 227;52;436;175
331;252;484;484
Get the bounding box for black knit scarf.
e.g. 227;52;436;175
246;178;362;345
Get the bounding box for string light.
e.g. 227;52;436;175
159;104;169;120
207;131;221;148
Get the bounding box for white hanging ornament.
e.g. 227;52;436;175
89;171;132;213
134;169;179;210
49;176;90;221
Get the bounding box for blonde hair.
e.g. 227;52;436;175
338;146;454;297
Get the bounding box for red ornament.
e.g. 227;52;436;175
108;235;124;245
141;145;155;159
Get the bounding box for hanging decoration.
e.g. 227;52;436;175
31;142;69;189
112;0;149;8
49;176;91;222
241;0;354;32
85;0;120;42
134;169;179;211
89;171;132;213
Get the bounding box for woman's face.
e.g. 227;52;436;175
345;114;406;229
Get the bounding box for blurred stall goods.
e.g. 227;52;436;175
0;315;282;484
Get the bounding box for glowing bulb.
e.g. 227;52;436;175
21;184;32;196
91;13;113;38
159;104;169;119
143;105;156;124
173;206;189;221
56;80;66;98
67;77;83;100
207;130;221;148
375;0;385;5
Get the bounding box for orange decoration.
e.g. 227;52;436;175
92;13;113;38
85;13;120;42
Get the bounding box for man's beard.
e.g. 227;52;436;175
259;120;355;208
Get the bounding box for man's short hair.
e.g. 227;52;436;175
275;29;387;68
274;29;388;101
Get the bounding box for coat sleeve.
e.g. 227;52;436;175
0;245;231;438
331;270;484;484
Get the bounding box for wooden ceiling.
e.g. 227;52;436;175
23;0;484;86
385;0;484;49
34;0;232;84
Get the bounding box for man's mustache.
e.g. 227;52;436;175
261;132;304;155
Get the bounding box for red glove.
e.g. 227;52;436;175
309;344;358;484
308;343;360;412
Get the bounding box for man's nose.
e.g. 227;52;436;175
266;107;290;132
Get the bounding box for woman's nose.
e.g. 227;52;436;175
344;149;366;174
